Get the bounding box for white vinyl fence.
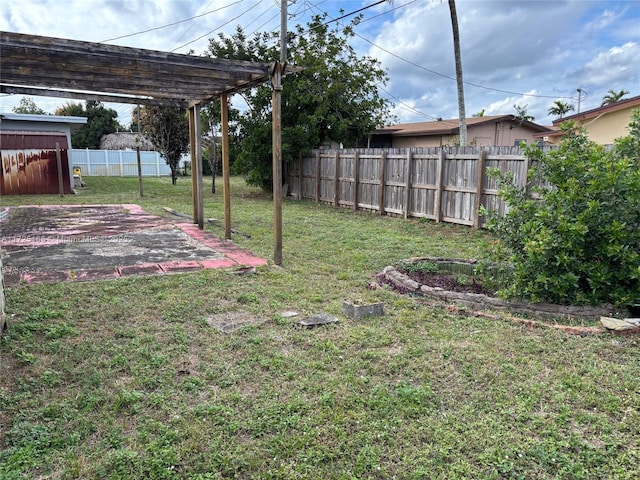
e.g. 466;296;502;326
69;149;189;177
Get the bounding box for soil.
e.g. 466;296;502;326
385;269;495;296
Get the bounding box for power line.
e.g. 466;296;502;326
307;1;575;101
170;0;218;50
378;84;439;120
171;0;265;52
323;0;389;25
101;0;245;43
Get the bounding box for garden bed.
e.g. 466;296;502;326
376;257;617;321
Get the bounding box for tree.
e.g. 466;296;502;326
55;100;123;148
12;97;47;115
204;16;393;190
601;89;629;106
448;0;467;146
482;112;640;308
473;109;486;117
513;104;534;123
547;100;575;119
139;105;189;185
200;103;241;193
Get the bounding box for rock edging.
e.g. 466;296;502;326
378;265;616;320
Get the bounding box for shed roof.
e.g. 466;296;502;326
0;31;274;108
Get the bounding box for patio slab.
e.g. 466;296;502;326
0;204;267;286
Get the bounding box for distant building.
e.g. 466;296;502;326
535;95;640;145
0;113;87;194
369;115;550;148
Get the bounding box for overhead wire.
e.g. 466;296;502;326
101;0;245;43
171;0;265;52
306;0;575;101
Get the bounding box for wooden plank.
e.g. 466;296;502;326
298;154;303;199
403;150;412;219
221;93;232;240
353;151;360;211
315;151;321;203
378;151;387;216
474;150;486;228
434;149;445;222
334;151;340;207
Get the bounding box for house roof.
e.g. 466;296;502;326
552;94;640;126
0;112;87;124
375;115;549;137
0;31;282;108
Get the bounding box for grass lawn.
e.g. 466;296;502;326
1;176;639;479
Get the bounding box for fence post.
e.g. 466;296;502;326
353;151;360;211
119;150;124;177
156;152;161;177
434;149;445;222
298;153;303;199
137;147;144;197
334;151;340;207
104;150;110;177
86;148;92;176
378;150;387;216
315;150;321;203
403;150;413;219
473;150;486;228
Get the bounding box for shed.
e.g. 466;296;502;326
0;113;87;194
1;130;73;195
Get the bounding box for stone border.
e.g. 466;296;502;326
378;264;618;320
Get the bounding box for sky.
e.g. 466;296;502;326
1;0;639;128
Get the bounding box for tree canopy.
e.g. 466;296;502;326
601;89;629;106
55;101;123;148
139;105;190;185
12;97;47;115
205;15;393;190
548;100;574;119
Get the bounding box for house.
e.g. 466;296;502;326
369;115;550;148
0;113;87;194
535;94;640;145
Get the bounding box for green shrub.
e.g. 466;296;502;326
482;111;640;307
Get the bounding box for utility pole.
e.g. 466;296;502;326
577;88;583;113
271;0;287;266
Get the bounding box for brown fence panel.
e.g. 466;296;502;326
288;146;542;227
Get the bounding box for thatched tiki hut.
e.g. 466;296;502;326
99;132;154;151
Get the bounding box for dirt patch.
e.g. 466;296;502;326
206;311;267;333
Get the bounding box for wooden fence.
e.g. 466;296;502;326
286;146;538;228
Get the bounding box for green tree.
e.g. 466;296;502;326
472;108;486;118
204;16;393;190
547;100;574;119
55;101;123;148
482;112;640;307
12;97;47;115
513;104;535;123
601;89;629;106
139;105;189;185
200;103;240;193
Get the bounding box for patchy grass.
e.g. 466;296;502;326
1;176;639;479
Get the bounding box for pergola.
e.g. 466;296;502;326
0;30;289;263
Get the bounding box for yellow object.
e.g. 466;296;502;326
73;166;81;176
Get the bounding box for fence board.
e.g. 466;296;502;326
287;146;541;228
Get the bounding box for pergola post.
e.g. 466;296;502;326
220;93;232;240
189;104;204;229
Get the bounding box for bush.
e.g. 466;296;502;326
482;111;640;307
